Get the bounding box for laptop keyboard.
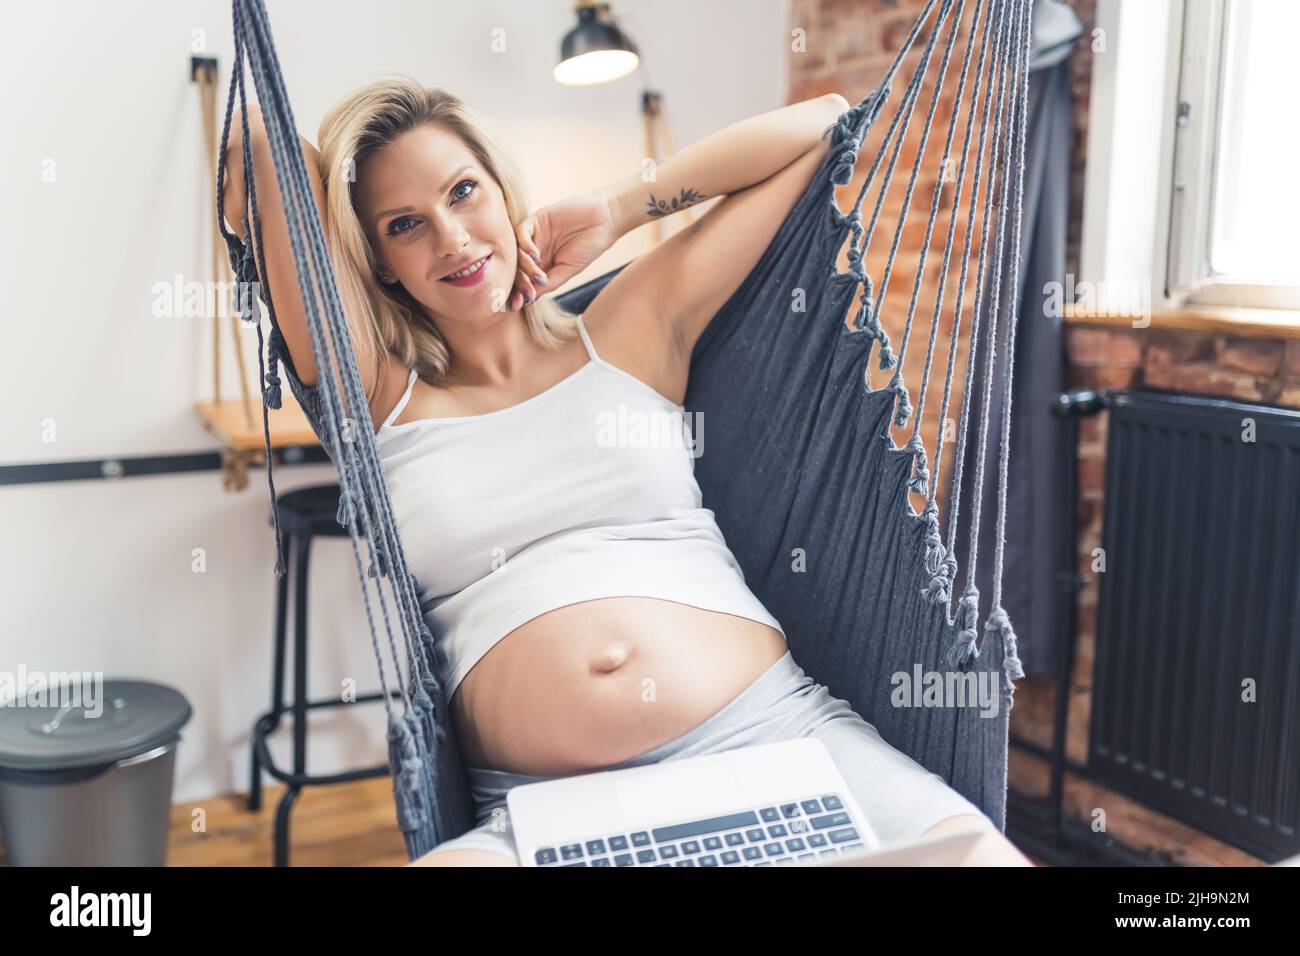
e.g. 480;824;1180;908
532;792;867;867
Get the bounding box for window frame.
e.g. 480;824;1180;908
1163;0;1300;310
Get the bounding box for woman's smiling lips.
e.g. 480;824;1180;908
439;253;491;288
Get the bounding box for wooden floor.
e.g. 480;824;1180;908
167;776;410;867
1010;752;1266;867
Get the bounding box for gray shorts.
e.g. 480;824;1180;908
429;649;987;863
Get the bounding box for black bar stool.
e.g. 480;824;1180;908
247;482;399;866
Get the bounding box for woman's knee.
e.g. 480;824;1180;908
407;847;519;867
923;814;1033;866
407;814;521;867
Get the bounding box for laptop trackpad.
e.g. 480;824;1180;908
614;760;741;823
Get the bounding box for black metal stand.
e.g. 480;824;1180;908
246;484;401;866
1004;389;1133;866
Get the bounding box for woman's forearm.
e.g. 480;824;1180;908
596;92;849;238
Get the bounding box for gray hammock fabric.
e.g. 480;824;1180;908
217;0;1039;859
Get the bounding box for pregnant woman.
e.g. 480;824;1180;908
222;76;1030;867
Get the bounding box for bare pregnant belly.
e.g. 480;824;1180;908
448;598;788;776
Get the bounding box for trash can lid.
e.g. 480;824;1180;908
0;680;192;772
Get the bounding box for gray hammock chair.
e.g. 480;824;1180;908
217;0;1037;860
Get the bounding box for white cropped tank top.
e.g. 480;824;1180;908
375;314;785;699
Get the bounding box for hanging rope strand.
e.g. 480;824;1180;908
856;0;955;274
946;0;1013;582
238;0;418;687
241;1;431;697
225;0;417;729
986;0;1036;684
898;0;988;497
916;0;1002;610
840;0;955;371
848;0;944;225
227;0;467;852
949;0;1030;667
924;0;1001;517
874;0;965;352
827;0;942;335
872;0;969;433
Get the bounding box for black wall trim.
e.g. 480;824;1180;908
0;446;331;486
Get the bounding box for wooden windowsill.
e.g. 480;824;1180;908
1063;304;1300;341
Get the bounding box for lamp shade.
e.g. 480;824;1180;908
554;4;640;86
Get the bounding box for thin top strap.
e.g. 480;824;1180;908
575;313;601;363
380;367;419;429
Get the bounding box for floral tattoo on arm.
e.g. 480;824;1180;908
646;187;704;219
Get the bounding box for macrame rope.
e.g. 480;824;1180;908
948;0;1031;669
827;0;1028;645
872;0;966;410
987;0;1037;686
236;0;411;684
217;0;459;855
938;0;1015;632
234;0;451;851
918;0;1002;609
826;0;940;240
237;0;416;687
898;0;987;497
931;0;1014;615
840;0;951;370
857;0;955;297
850;0;943;239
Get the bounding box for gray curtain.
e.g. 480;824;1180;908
953;0;1082;677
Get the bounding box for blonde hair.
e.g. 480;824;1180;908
316;74;577;402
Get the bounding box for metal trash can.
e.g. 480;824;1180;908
0;680;192;866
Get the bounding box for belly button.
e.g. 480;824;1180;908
588;644;631;674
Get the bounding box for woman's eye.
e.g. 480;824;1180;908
384;181;474;235
452;179;477;203
387;216;418;236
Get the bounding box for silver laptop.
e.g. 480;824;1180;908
509;737;888;867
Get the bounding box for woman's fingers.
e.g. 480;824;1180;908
509;262;537;312
516;244;547;288
508;213;563;309
520;264;537;300
515;218;548;288
517;216;543;264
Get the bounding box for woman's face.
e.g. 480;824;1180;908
356;123;517;322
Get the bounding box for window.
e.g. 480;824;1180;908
1166;0;1300;308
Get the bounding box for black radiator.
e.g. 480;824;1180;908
1089;390;1300;861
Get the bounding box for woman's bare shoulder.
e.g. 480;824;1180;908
572;262;689;405
369;350;416;434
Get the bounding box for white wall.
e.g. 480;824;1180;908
0;0;787;806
